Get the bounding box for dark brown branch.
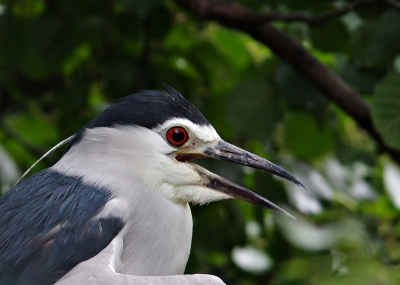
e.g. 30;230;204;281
383;258;400;265
387;0;400;9
174;0;400;164
174;0;382;26
253;0;381;25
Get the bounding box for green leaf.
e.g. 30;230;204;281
208;27;252;69
226;79;281;141
4;111;58;147
189;42;238;94
275;64;327;110
12;0;45;18
164;24;197;52
340;62;385;94
351;10;400;69
63;43;92;75
283;112;335;158
310;19;349;53
371;73;400;150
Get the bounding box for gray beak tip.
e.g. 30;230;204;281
295;180;308;191
276;209;297;220
278;207;297;220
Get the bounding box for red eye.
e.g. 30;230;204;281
166;127;189;146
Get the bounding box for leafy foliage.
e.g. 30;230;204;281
1;0;400;284
372;73;400;149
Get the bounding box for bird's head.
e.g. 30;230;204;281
60;86;305;218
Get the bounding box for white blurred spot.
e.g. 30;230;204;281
0;146;20;193
341;12;363;31
308;170;333;200
286;181;322;214
348;179;376;200
176;58;187;69
0;5;5;16
277;156;376;215
277;217;363;251
232;246;273;274
278;217;335;251
348;162;376;200
383;161;400;209
394;55;400;74
246;221;261;238
324;158;348;190
282;166;328;214
323;157;376;201
331;250;349;276
352;162;369;177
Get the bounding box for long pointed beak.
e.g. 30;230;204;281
179;140;306;219
205;140;306;189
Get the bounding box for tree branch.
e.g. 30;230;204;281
387;0;400;9
173;0;383;26
252;0;381;25
174;0;400;164
383;257;400;265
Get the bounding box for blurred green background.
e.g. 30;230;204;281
1;0;400;284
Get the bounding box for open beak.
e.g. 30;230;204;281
177;140;306;219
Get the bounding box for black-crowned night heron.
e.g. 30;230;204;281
0;86;305;285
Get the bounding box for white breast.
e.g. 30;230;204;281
120;191;193;275
87;186;193;276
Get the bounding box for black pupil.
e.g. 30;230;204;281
172;129;185;142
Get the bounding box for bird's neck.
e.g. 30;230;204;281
119;195;193;275
52;129;193;275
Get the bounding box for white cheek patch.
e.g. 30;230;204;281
152;118;220;143
54;125;229;206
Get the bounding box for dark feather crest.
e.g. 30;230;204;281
67;86;209;150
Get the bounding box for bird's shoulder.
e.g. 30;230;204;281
0;169;124;285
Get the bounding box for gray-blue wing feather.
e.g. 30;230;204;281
0;169;124;285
